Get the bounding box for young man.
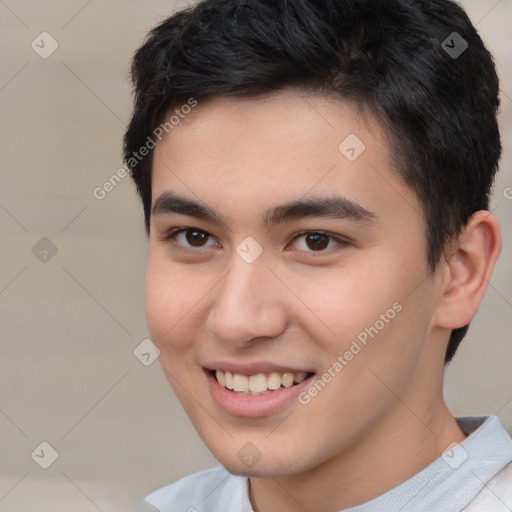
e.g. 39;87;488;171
124;0;512;510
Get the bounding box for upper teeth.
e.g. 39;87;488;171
215;370;308;394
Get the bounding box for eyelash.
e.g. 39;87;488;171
159;227;349;254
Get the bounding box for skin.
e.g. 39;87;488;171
145;89;501;511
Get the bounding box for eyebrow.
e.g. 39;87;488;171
151;192;376;226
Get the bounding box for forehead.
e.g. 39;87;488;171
151;89;422;228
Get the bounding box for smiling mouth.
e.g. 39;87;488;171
210;369;314;396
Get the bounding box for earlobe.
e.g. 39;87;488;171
433;211;502;330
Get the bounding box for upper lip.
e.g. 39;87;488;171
203;361;314;375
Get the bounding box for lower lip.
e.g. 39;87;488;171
205;370;314;418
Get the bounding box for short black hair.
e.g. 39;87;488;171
123;0;501;364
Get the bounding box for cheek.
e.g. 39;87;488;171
293;264;400;346
297;253;431;365
144;256;201;353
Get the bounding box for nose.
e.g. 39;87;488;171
206;256;289;348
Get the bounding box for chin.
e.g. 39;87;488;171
208;442;311;479
222;460;296;479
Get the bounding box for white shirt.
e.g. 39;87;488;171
139;415;512;511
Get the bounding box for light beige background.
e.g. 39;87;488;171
0;1;511;510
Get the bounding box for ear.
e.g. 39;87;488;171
433;210;502;330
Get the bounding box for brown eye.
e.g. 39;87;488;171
289;231;348;253
162;228;219;248
185;230;210;247
305;233;330;251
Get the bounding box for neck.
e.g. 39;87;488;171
249;400;466;512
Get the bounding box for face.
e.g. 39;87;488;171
146;90;444;478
